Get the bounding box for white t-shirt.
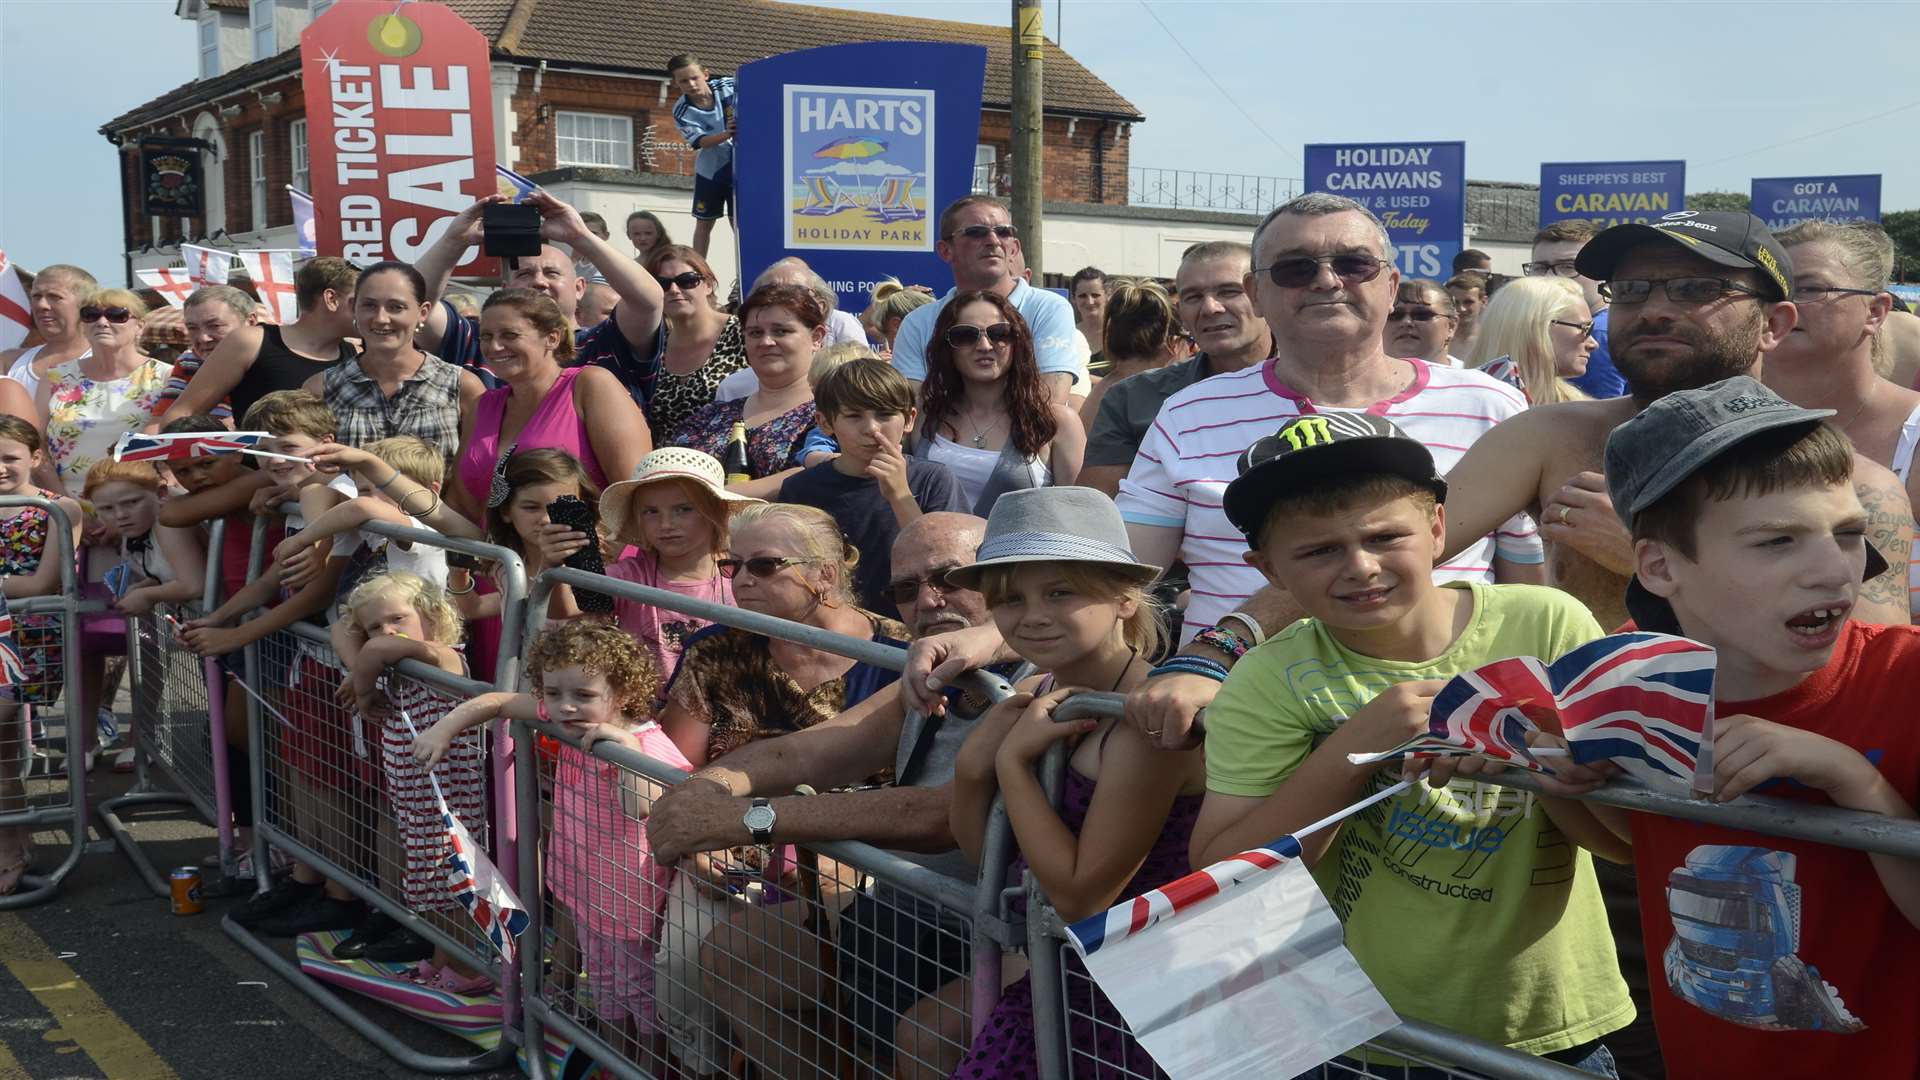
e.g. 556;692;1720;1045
1117;356;1542;643
7;344;89;403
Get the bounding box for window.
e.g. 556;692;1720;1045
973;144;997;194
198;15;219;79
250;0;276;60
249;130;268;232
289;118;309;193
312;0;334;15
555;112;633;169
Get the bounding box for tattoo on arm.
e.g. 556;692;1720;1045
1855;477;1913;616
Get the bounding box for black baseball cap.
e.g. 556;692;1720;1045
1223;413;1447;544
1574;211;1793;301
1605;376;1887;633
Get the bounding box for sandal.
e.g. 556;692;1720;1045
429;966;495;996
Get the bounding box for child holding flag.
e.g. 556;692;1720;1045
943;487;1205;1078
1190;414;1632;1074
0;415;82;894
1580;377;1920;1078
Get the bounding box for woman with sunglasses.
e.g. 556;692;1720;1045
658;502;907;769
1766;220;1920;620
1383;279;1462;367
1465;276;1595;407
37;289;172;502
642;245;745;439
914;291;1084;516
668;284;826;497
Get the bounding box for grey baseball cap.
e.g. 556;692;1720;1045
1605;375;1886;632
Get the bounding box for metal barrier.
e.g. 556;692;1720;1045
221;519;531;1074
97;518;246;895
0;494;90;911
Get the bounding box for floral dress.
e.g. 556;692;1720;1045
666;396;815;481
44;357;172;497
0;507;63;706
646;316;747;440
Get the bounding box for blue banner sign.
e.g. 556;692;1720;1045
1539;160;1686;227
1303;141;1465;279
1751;174;1882;230
735;43;986;315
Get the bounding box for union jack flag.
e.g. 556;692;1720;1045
1070;834;1306;956
443;802;530;965
1349;632;1717;793
0;593;23;686
113;431;269;462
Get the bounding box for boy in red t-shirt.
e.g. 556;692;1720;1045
1592;376;1920;1078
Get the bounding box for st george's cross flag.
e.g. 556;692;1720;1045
234;250;298;324
135;266;199;309
0;251;32;351
114;430;269;462
1348;632;1717;793
182;243;233;285
1064;785;1403;1079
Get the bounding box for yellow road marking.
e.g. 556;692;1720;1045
0;915;178;1079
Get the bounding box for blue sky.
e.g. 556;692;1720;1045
4;0;1916;279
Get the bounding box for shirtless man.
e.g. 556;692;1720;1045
1441;211;1913;630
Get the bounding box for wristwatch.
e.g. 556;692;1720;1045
742;797;776;845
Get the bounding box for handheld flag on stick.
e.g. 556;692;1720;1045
1065;782;1406;1079
1347;632;1716;793
494;164;538;203
0;250;34;351
288;186;317;257
399;706;529;965
114;430;310;465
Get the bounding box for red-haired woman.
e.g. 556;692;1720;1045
668;283;825;497
913;290;1082;515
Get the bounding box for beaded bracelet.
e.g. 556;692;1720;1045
1192;624;1254;661
1147;655;1231;683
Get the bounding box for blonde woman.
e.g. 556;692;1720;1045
1468;276;1596;406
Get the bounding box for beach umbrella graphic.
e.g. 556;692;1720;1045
814;137;889;203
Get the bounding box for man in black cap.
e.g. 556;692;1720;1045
1438;211;1912;632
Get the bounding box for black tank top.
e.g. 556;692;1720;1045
227;325;357;424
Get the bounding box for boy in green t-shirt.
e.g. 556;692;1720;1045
1191;412;1633;1071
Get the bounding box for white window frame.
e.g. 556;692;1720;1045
250;0;276;60
249;130;268;232
554;111;634;169
289;118;309;193
198;14;220;79
973;144;998;194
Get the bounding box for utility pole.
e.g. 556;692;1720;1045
1011;0;1044;279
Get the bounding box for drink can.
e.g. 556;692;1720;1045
169;867;204;915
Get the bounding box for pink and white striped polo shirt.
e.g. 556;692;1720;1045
1117;356;1540;642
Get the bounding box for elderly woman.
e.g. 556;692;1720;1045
1467;276;1595;407
38;288;173;500
912;290;1083;516
452;288;649;520
645;245;745;439
670;284;826;497
1383;278;1462;366
658;502;906;769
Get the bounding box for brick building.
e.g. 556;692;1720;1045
101;0;1142;273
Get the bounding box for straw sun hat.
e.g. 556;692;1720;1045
598;447;762;543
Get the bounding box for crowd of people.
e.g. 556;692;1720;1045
1;177;1917;1080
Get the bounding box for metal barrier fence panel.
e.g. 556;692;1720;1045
218;518;532;1074
0;494;87;910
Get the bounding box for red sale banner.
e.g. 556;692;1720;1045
300;2;496;272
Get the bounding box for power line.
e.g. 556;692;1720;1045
1698;98;1920;167
1135;2;1293;162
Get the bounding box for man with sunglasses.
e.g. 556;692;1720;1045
1114;192;1541;650
890;195;1080;407
1530;219;1629;398
414;190;668;410
1441;211;1912;631
648;513;1020;1074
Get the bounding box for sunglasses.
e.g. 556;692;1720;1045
945;323;1015;349
947;224;1018;242
1599;278;1763;305
717;555;818;580
1386;308;1453;324
655;271;706;292
1254;254;1389;289
1550;319;1596;338
887;570;962;606
79;305;135;324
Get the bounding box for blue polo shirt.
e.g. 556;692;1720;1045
1569;307;1628;398
673;76;738;180
890;278;1080;384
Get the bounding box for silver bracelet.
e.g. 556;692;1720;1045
1219;610;1266;647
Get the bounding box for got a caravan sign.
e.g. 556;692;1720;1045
784;86;935;253
735;42;986;314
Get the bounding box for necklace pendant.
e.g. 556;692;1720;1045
972;433;985;447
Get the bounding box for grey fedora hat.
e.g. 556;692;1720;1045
946;487;1161;591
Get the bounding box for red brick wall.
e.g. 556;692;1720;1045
968;110;1127;205
506;70;697;178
